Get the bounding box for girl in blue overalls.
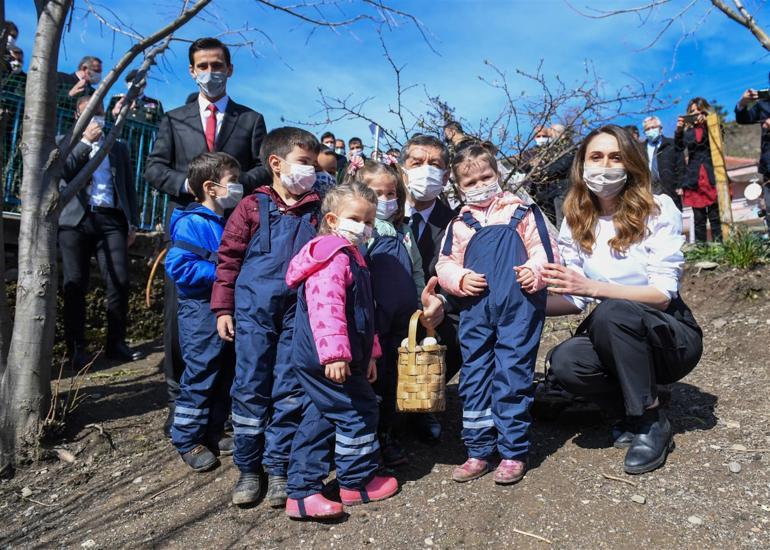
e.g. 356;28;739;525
346;158;425;467
284;182;399;520
436;144;558;485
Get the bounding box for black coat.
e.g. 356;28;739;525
735;99;770;176
407;199;456;281
144;98;271;228
58;138;139;228
675;126;715;191
644;136;684;209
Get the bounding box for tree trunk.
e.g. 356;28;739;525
0;0;71;475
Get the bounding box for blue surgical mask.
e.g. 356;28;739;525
335;147;345;156
644;128;662;142
376;198;399;220
195;71;227;98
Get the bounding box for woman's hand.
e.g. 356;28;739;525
739;88;759;107
676;116;685;132
543;263;597;297
366;359;377;383
513;266;537;294
460;271;487;296
325;361;351;383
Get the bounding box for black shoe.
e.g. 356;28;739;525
380;433;409;467
611;420;634;449
414;413;442;443
216;435;234;456
180;444;219;472
266;475;288;508
106;341;143;362
232;471;263;506
163;406;174;439
68;349;92;372
624;408;673;475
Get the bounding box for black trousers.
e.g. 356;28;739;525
692;202;722;242
163;251;186;405
549;298;703;417
59;209;130;350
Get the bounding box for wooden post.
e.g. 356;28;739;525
706;112;732;240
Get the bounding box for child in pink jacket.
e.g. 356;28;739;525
283;182;398;520
436;144;559;486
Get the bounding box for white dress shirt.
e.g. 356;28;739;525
197;94;229;139
559;194;685;311
81;138;114;208
406;200;436;241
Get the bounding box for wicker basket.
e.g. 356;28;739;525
396;310;447;413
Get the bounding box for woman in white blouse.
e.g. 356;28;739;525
544;125;703;475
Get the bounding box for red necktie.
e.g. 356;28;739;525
205;103;217;151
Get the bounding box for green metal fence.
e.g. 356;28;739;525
1;75;168;230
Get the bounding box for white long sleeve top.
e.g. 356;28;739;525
558;194;684;311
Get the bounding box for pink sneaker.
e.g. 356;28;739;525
285;493;344;520
493;459;526;485
452;458;490;482
339;475;399;505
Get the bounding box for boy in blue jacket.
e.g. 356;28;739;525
165;152;243;471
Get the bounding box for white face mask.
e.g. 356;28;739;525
89;71;102;84
583;166;627;199
7;36;16;48
335;147;345;156
280;161;316;195
10;60;22;73
214;182;243;210
463;180;501;207
91;115;106;129
376;197;399;220
406;165;445;202
336;218;372;246
195;71;227;98
535;136;551;147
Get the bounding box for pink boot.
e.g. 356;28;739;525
493;459;526;485
452;458;490;482
339;475;399;505
285;493;344;520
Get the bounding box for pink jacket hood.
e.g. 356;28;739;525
286;235;366;288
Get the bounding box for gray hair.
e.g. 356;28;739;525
642;115;662;127
400;134;449;169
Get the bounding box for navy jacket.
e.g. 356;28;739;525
735;99;770;176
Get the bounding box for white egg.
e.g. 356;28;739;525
400;338;409;348
421;336;438;346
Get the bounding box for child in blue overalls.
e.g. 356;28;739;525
436;144;559;485
166;152;243;472
283;182;399;520
346;158;425;466
210;127;322;507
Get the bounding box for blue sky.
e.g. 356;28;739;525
7;0;770;153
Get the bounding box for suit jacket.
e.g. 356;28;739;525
644;136;683;210
144;97;271;227
58;138;139;228
735;99;770;176
407;199;457;282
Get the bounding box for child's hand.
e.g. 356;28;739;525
217;314;235;342
514;266;537;294
366;359;377;384
460;271;487;296
325;361;351;383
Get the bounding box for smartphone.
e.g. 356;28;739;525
681;114;699;124
757;89;770;100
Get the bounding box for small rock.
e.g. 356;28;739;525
81;540;97;549
631;494;646;504
21;487;32;498
730;444;747;451
132;476;143;484
424;537;434;546
111;471;122;478
688;515;703;526
694;261;718;270
724;420;741;429
581;499;590;504
712;318;728;329
728;462;742;474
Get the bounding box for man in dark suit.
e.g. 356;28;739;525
57;56;102;111
401;134;459;441
59;96;142;370
144;37;271;436
642;116;684;209
735;86;770;230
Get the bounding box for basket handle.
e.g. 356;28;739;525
407;309;435;351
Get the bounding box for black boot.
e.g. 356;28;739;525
163;405;174;439
610;420;634;449
624;408;673;475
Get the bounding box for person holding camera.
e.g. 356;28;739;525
675;97;722;243
735;84;770;232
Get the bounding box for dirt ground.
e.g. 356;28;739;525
1;265;769;549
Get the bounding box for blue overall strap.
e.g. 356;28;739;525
530;204;555;264
171;240;218;264
440;212;482;257
257;193;271;253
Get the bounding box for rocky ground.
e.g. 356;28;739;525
1;265;769;549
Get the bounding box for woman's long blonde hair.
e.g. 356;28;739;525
563;125;659;255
